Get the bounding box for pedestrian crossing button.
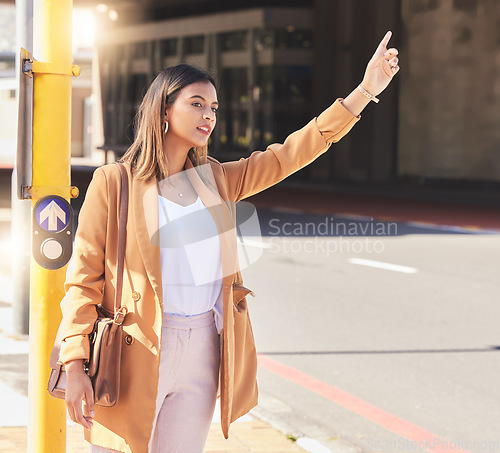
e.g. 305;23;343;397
41;239;63;260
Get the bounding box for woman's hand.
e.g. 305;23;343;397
341;31;400;117
361;30;400;97
65;359;95;430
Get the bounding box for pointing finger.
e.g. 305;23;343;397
376;31;392;53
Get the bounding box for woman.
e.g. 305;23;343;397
59;31;399;453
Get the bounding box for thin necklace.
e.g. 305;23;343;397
167;179;183;197
158;173;189;198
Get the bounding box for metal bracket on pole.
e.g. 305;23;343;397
17;47;34;200
22;185;79;200
26;59;81;77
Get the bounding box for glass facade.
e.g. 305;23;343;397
124;73;149;141
100;44;150;148
218;67;250;150
131;41;148;59
255;29;274;51
274;28;313;49
255;27;313;51
184;35;205;54
99;21;313;169
160;38;178;56
254;65;312;149
220;31;248;51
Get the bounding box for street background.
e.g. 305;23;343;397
1;181;500;452
1;0;500;450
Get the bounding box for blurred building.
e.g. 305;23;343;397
96;6;316;168
3;0;500;194
92;0;402;190
88;0;500;193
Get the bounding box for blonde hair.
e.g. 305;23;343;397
120;64;217;181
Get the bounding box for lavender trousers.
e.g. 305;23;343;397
90;310;220;453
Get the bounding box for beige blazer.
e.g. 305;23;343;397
58;99;360;453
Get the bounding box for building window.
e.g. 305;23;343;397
272;65;312;103
220;31;248;51
255;29;274;51
184;35;204;55
131;41;148;58
255;27;313;51
123;73;148;142
160;38;177;57
255;65;312;149
274;27;313;49
218;67;249;151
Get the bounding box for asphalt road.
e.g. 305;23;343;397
241;208;500;453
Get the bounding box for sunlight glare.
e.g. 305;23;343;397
73;8;95;49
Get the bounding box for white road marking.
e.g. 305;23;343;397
348;258;418;274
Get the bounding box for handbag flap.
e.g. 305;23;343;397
49;341;62;370
87;318;114;378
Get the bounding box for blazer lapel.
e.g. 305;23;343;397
132;173;163;305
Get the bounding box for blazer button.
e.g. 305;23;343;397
124;334;134;345
132;291;141;301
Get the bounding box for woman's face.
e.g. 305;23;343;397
165;81;218;150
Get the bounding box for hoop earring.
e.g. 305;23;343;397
164;121;169;134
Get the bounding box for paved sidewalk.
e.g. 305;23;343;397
0;418;305;452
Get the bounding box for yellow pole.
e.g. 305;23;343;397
28;0;73;451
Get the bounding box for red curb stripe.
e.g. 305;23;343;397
257;354;471;453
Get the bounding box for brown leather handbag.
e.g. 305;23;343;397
47;162;129;407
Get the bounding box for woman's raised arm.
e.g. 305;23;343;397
222;31;400;203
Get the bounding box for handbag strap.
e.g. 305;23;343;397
49;163;129;368
114;162;129;319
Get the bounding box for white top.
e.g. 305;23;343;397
158;194;223;333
